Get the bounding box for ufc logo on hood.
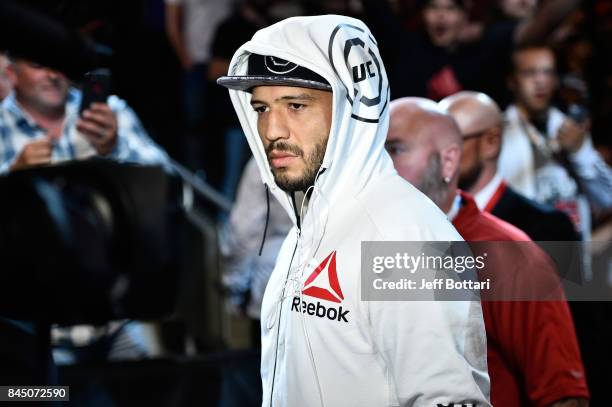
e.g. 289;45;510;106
328;23;389;123
352;60;376;83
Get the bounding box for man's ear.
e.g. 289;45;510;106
440;143;461;182
5;61;18;87
480;126;502;161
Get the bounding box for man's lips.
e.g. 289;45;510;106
269;151;298;168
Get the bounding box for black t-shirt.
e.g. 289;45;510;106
209;13;259;127
211;13;259;61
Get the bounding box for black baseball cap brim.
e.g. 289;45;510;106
217;53;332;92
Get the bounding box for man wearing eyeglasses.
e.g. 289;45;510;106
439;90;578;243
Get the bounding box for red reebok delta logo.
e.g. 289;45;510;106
303;251;344;303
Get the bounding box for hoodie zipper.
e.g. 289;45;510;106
269;200;302;407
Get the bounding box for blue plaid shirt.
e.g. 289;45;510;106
0;88;170;173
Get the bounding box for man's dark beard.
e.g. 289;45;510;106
458;162;483;191
419;152;449;208
266;139;327;192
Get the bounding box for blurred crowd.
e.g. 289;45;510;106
4;0;609;204
0;0;611;406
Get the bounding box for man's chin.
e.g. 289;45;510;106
272;169;314;192
273;172;300;192
40;99;67;111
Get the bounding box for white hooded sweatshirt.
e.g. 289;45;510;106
223;15;490;407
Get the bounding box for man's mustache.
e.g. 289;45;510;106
266;141;303;158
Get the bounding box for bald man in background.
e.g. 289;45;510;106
441;91;612;405
386;97;589;407
439;91;579;242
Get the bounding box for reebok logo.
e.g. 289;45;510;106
291;297;350;323
303;251;344;303
291;251;350;323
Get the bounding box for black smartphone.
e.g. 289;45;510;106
566;104;589;125
79;68;112;115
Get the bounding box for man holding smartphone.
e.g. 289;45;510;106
0;57;169;173
498;45;612;233
0;56;170;369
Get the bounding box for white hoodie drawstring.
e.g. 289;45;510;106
296;170;330;407
258;183;271;256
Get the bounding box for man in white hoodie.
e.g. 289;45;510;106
218;15;490;407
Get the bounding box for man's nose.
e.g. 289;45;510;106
264;110;289;142
534;69;552;83
45;68;65;82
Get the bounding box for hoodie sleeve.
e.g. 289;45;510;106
367;299;491;406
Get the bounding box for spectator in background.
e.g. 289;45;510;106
439;91;579;242
589;1;612;165
0;57;169;173
496;0;537;21
498;45;612;239
558;34;592;110
360;0;579;102
440;91;584;337
207;0;269;202
0;56;169;365
386;97;589;407
0;53;11;101
443;91;612;407
165;0;232;169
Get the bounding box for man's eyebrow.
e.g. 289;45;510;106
277;94;317;102
250;93;317;105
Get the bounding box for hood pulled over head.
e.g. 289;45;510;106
218;15;392;226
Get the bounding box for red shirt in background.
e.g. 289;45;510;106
452;191;589;407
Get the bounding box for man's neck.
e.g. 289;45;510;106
440;184;458;214
517;104;548;127
445;191;462;222
16;96;65;137
466;163;497;197
472;171;503;211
